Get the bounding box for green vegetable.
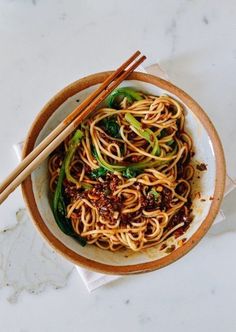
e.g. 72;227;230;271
158;129;167;138
128;145;178;170
52;130;86;246
125;113;160;156
53;160;86;246
92;143;177;173
91;117;177;174
65;129;83;186
92;140;176;173
81;183;93;189
122;167;139;179
104;188;112;196
100;116;120;138
107;87;143;109
120;144;125;156
92;146;125;172
64;130;91;189
166;139;175;146
92;146;97;158
90;166;108;179
148;188;160;200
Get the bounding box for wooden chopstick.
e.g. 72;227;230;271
0;52;146;204
0;51;141;195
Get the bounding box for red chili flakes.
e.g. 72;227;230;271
127;131;136;140
174;228;185;239
196;163;207;171
131;155;140;162
160;243;167;250
149;134;154;142
195;192;201;199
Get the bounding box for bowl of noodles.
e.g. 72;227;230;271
21;72;225;274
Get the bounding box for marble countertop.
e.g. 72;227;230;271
0;0;236;331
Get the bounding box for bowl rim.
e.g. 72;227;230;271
21;71;226;275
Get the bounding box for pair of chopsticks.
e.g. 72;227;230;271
0;51;146;204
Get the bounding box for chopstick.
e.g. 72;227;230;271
0;51;146;204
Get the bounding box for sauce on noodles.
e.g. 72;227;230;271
49;89;195;252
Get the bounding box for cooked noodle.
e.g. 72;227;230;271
49;92;194;251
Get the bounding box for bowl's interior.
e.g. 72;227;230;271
30;78;216;267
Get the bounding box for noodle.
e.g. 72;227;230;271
49;91;194;252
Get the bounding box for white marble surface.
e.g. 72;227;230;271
0;0;236;331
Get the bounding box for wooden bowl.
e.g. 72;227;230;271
21;72;226;275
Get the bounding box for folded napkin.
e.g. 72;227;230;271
13;64;236;292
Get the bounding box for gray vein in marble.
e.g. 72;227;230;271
59;12;67;21
75;21;97;34
165;18;177;57
164;1;188;62
202;16;209;25
0;209;74;303
164;0;194;71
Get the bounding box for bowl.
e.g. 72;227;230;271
21;72;226;275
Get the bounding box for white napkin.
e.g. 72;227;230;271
13;64;236;292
